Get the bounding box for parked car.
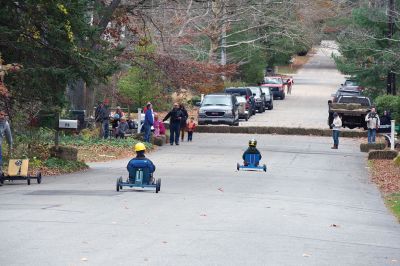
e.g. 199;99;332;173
328;95;372;130
340;79;364;91
198;93;240;126
260;87;274;110
332;88;361;103
261;76;285;99
224;87;256;115
235;95;249;121
248;86;266;113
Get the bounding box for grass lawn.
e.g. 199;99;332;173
386;193;400;222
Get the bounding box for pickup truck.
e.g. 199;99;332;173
328;95;372;130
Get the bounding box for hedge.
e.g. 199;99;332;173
195;126;367;138
360;143;386;152
368;150;399;160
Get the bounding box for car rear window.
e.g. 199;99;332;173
202;95;232;106
338;96;370;106
248;88;261;97
225;88;247;96
263;77;282;84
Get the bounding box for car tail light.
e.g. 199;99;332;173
245;102;250;109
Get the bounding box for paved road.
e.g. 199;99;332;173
1;134;399;265
243;41;345;128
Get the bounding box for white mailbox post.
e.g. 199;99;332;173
55;119;78;149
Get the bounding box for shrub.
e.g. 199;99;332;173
394;155;400;167
360;143;386;152
44;157;88;172
368;150;399;160
375;95;400;122
188;95;201;106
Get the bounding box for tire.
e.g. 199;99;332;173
281;93;285;100
237;163;240;171
156;178;161;193
116;179;120;191
245;114;248;121
37;172;42;184
27;177;31;185
263;164;267;172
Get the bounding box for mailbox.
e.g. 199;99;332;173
58;119;78;129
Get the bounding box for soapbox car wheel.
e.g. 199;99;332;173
263;164;267;172
156;178;161;193
236;163;240;171
0;173;4;184
116;177;122;192
37;172;42;184
27;176;31;185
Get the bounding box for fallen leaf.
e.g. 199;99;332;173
330;224;340;228
162;241;168;244
200;214;207;217
218;187;224;192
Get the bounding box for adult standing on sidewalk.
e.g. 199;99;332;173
94;102;103;137
365;107;380;143
179;103;188;142
0;111;12;179
98;101;110;139
143;103;154;143
163;103;183;145
331;112;342;149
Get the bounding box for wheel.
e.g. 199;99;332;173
116;179;120;191
37;172;42;184
237;163;240;171
263;164;267;172
0;172;4;185
281;93;285;100
245;114;248;121
156;178;161;193
27;177;31;185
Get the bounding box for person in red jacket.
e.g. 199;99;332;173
186;117;196;142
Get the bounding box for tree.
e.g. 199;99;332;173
0;0;119;117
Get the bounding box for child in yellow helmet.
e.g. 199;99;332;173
127;142;156;184
242;139;262;166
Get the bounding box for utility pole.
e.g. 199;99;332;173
387;0;396;95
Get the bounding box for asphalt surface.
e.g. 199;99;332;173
1;134;400;266
243;40;345;128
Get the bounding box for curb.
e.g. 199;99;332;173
195;126;367;138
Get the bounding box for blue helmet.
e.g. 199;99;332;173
114;113;120;119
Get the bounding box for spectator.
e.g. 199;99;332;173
127;115;137;130
98;102;110;139
94;102;103;137
111;113;120;137
186;117;196;142
179;103;188;142
286;78;294;94
365;107;380;143
380;110;392;133
115;106;124;118
331;112;342;149
163;103;183;145
143;103;154;143
0;111;12;179
116;117;129;138
153;113;166;137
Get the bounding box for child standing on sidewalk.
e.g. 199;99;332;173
186;117;196;142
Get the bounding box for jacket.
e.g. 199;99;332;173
365;112;380;129
187;121;196;132
0;120;13;148
332;117;342;131
242;146;261;160
127;156;156;175
180;108;188;127
117;122;129;134
144;109;154;126
98;106;110;122
163;108;183;124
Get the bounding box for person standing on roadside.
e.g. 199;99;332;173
186;117;196;142
94;102;104;137
163;103;183;145
99;101;110;139
0;111;12;178
179;103;188;142
331;112;342;149
143;103;154;143
365;107;380;143
286;78;294;95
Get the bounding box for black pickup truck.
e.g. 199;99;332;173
328;95;372;130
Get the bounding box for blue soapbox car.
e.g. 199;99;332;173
116;167;161;193
237;154;267;172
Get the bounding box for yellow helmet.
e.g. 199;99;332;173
249;139;257;147
134;142;146;152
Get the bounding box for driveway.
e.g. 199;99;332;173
243;41;345;128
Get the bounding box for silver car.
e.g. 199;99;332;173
198;94;240;126
235;95;249;121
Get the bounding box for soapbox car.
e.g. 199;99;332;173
237;154;267;172
0;159;42;185
116;167;161;193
